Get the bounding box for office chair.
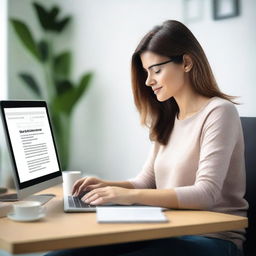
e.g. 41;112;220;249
240;117;256;256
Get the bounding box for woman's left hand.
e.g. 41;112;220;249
81;186;134;205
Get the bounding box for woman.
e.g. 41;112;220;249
47;20;248;256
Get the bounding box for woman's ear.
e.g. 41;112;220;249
183;54;193;72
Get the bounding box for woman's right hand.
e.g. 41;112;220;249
72;177;108;197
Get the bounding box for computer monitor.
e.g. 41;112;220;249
0;100;62;203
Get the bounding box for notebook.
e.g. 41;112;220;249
96;206;168;223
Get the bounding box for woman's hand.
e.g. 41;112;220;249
72;177;109;197
81;186;134;206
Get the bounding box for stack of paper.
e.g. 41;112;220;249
96;206;168;223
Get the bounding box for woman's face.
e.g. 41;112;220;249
140;51;188;102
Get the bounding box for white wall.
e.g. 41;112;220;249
0;0;8;187
185;0;256;117
8;0;256;182
0;0;7;100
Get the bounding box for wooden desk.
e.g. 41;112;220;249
0;186;248;254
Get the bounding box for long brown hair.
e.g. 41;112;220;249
131;20;236;145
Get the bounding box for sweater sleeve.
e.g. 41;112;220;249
174;102;241;209
129;142;160;189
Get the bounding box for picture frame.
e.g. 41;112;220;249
183;0;204;23
213;0;240;20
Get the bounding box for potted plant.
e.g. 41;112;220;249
10;2;93;170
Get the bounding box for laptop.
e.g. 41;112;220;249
64;191;96;212
0;100;96;212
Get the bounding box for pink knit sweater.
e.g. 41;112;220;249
130;97;248;249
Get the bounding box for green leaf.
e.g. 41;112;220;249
33;2;70;33
53;51;71;80
49;6;59;22
55;16;71;32
33;2;50;31
10;19;40;60
19;73;42;97
55;80;73;95
52;72;93;115
38;40;48;62
75;72;92;102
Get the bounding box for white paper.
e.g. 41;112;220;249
96;206;168;223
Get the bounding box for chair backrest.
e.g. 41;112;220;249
240;117;256;256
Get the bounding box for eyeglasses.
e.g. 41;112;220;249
147;55;183;70
148;59;174;70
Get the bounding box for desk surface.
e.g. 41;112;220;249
0;186;248;254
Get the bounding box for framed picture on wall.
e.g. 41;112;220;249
213;0;240;20
183;0;204;23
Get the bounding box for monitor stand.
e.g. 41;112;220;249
0;193;55;205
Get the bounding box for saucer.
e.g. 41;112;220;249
7;212;45;222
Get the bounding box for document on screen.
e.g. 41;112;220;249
4;107;59;182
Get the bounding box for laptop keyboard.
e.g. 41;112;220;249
68;196;95;209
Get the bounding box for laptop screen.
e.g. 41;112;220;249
0;101;62;190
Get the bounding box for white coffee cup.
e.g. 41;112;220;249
62;171;82;195
13;201;44;219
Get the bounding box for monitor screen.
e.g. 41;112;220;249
0;101;62;200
